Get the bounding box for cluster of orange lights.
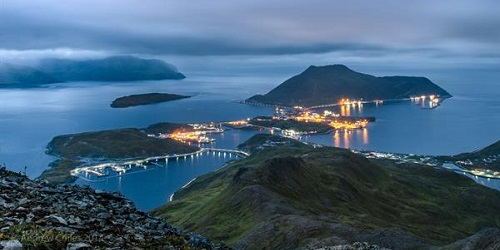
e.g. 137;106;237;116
339;98;363;106
329;120;368;130
168;130;213;144
292;109;369;130
226;120;248;126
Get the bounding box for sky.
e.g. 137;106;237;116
1;0;499;75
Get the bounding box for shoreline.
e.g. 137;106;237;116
241;95;453;109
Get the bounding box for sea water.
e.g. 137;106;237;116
1;71;499;210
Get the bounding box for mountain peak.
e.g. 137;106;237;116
306;64;352;72
246;64;451;107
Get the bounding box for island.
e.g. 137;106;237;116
0;63;60;87
38;56;186;81
41;122;197;184
224;107;376;139
246;64;452;107
155;134;500;250
110;93;191;108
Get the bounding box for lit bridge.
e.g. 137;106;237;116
70;148;250;178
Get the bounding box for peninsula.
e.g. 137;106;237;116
437;140;500;176
0;56;186;88
41;123;196;184
0;63;60;87
111;93;191;108
246;64;451;107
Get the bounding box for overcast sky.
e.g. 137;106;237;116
1;0;499;73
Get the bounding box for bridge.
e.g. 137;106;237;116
70;148;250;178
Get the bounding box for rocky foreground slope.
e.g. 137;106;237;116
0;168;228;249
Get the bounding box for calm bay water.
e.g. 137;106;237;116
1;72;499;211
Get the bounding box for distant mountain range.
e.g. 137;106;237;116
155;134;500;249
0;63;60;87
246;65;451;107
0;56;185;87
38;56;185;81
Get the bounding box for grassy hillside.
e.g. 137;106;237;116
155;136;500;249
246;65;451;107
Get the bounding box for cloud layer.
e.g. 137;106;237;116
1;0;499;66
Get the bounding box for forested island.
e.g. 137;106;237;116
246;64;451;107
111;93;191;108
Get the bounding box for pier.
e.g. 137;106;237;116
70;148;249;178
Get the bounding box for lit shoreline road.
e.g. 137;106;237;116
70;148;249;179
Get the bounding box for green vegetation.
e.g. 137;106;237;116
0;224;81;250
0;223;209;250
237;133;307;153
155;135;500;249
41;124;197;183
246;64;451;107
111;93;190;108
249;116;332;133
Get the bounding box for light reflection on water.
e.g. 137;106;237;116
1;73;500;210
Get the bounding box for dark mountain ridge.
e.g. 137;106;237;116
38;55;185;81
246;65;451;107
0;63;60;87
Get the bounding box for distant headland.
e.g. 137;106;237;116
0;56;185;87
111;93;191;108
246;64;452;107
0;63;60;87
38;56;185;82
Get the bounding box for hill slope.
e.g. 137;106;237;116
246;65;451;107
0;63;59;87
38;56;185;81
438;140;500;170
155;136;500;249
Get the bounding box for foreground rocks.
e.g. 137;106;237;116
0;168;229;249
